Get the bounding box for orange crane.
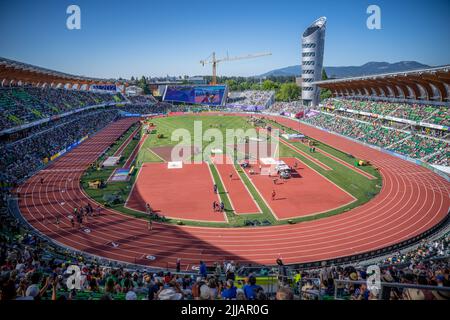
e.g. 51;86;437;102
200;51;272;85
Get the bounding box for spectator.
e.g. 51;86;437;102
276;286;294;300
220;279;237;300
199;261;207;278
243;275;262;300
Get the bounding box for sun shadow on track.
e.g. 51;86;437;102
18;118;258;270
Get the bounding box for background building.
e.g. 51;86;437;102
301;17;327;107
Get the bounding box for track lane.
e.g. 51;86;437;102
17;114;450;268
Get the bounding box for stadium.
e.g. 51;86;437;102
0;0;449;308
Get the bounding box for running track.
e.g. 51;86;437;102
211;154;261;215
113;125;140;157
17;114;450;269
125;162;225;222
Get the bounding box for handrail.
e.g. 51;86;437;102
333;279;450;300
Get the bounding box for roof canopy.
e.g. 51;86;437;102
0;57;128;87
314;66;450;103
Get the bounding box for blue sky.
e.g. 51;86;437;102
0;0;449;78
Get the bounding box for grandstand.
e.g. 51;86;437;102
266;101;304;115
0;87;124;132
0;63;449;303
227;90;275;110
0;57;450;300
315;66;450;104
298;66;450;170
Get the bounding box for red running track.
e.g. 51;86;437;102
211;155;261;215
242;157;356;220
17;114;450;270
113;125;140;157
125;162;225;222
123;133;148;169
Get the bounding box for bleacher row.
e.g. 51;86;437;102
326;98;449;127
126;95;158;105
0;87;448;301
0;87;125;131
0;103;169;187
227;90;275;108
1;203;449;300
293;98;449;167
303;112;449;166
266;101;303;115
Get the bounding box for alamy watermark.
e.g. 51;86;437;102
367;5;381;30
169;120;280;164
66;5;81;30
366;265;381;294
66;265;82;290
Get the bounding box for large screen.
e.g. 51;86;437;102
163;85;227;106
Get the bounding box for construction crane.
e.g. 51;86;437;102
200;51;272;85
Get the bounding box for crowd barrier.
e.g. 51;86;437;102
0;101;132;136
5;110;450;273
332;279;450;300
45;135;89;163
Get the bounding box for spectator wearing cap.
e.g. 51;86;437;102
125;290;137;300
158;288;183;300
158;279;184;300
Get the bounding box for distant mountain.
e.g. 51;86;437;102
258;65;301;77
258;61;432;79
325;61;432;78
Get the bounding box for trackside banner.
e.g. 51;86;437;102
46;135;88;162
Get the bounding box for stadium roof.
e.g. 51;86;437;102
314;65;450;102
0;57;128;86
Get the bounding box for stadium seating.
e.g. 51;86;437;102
0;102;166;187
0;89;448;301
0;87;125;131
325;98;450;127
300;98;449;166
0;206;448;300
266;101;303;114
127;95;158;105
227;90;275;108
302;112;449;164
388;135;449;160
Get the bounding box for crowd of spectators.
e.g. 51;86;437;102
1;202;448;301
0;99;171;189
0;87;125;131
325;98;450;127
382;234;449;266
227;90;275;109
0;88;448;301
303;111;449;164
126;95;158;105
0;109;121;186
266;101;304;115
298;232;449;300
0;207;286;301
426;150;450;166
388;134;449;160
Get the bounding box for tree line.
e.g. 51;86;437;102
129;71;332;103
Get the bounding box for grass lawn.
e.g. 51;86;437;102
80;115;382;228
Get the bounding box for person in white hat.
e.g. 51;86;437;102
125;290;137;300
158;288;183;300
